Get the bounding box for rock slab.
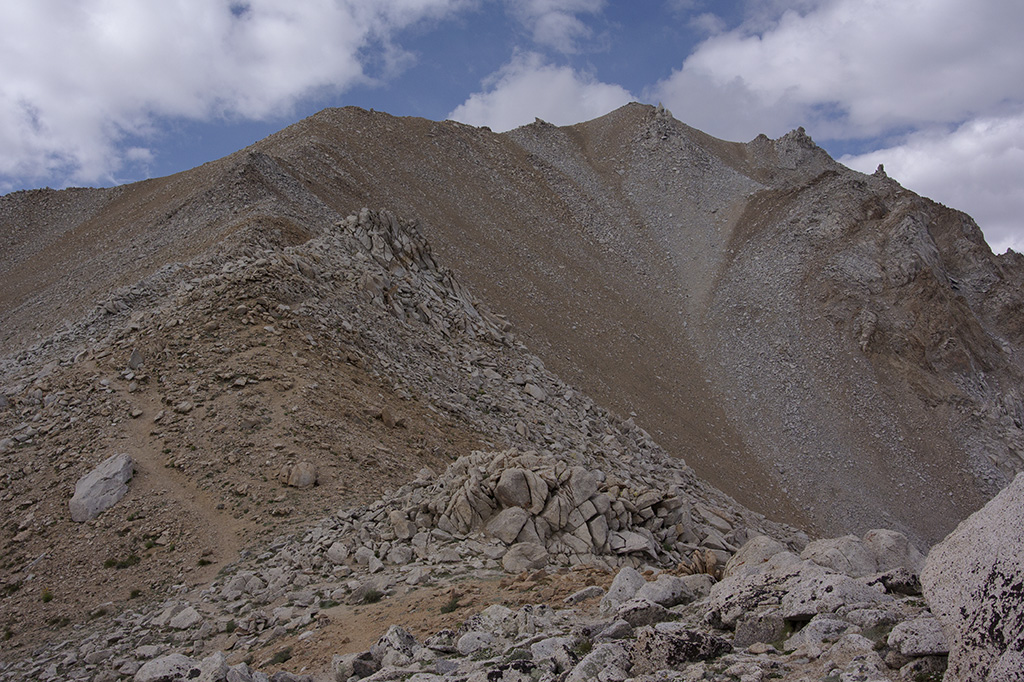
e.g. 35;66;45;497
70;453;134;522
922;472;1024;682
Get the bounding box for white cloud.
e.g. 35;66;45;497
842;113;1024;254
447;52;633;131
506;0;605;53
651;0;1024;141
0;0;471;186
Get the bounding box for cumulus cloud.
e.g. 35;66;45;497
842;113;1024;254
0;0;470;186
506;0;605;53
651;0;1024;141
447;52;633;131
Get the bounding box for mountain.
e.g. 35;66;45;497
4;104;1022;548
2;103;1023;681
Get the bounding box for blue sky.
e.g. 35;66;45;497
2;0;1022;252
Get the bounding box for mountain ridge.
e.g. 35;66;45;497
3;103;1023;546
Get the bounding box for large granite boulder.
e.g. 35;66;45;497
922;472;1024;681
70;453;134;522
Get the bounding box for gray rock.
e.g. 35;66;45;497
456;631;493;656
898;656;948;682
922;472;1024;682
706;557;890;630
326;542;350;564
524;383;547;401
332;651;378;681
564;585;605;605
868;567;922;596
615;597;671;627
634;574;696;608
494;469;547;514
168;606;202;630
780;568;892;620
608;530;657;557
722;535;789;579
371;625;420;667
630;624;732;675
564;642;631;682
486;507;531;545
887;617;948;656
783;617;852;652
733;611;785;648
600;566;645;612
565;467;600;506
197;652;229;682
501;542;548;573
69;453;134;522
595;619;634;641
389;510;417;540
863;528;925;574
800;534;877;577
387;544;413;565
280;461;317;488
134;653;197;682
530;636;574;671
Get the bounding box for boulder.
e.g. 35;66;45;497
564;643;631;682
733;611;785;648
921;472;1024;681
887;617;949;656
862;528;925;574
70;453;134;522
501;542;548;573
722;535;789;579
456;631;494;655
486;507;531;545
280;461;317;488
800;534;877;577
629;624;731;675
370;625;419;667
616;597;672;627
781;569;891;620
326;542;350;564
494;468;547;513
134;653;196;682
635;574;697;608
601;566;645;612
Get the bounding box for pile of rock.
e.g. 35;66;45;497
286;448;763;581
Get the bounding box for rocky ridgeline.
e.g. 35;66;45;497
342;208;512;346
3;205;1023;682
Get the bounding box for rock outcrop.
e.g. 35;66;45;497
922;472;1024;681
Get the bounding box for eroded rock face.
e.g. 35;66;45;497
922;472;1024;681
69;453;134;522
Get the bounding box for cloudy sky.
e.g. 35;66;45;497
2;1;1022;252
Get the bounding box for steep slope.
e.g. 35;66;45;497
3;104;1023;547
